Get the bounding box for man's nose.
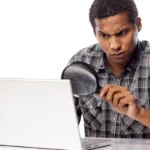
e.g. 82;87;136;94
110;36;121;51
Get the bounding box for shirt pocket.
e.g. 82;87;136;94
79;94;104;128
121;98;147;133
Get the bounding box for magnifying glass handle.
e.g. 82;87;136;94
95;86;101;94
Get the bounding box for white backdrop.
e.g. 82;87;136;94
0;0;149;137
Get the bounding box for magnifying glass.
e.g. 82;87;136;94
61;61;129;107
61;61;101;96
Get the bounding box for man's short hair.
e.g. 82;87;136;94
89;0;138;30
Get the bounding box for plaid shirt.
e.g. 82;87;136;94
68;40;150;138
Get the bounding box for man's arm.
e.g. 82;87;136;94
134;107;150;128
99;84;150;128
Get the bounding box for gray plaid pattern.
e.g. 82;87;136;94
68;40;150;138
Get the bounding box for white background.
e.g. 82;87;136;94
0;0;149;137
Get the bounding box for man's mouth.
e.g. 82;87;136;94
111;52;126;59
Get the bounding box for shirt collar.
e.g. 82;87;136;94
94;41;141;73
126;41;141;72
92;44;105;71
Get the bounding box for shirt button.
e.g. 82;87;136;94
117;79;120;84
98;103;101;107
113;117;116;121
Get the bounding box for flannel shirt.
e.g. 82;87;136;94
68;40;150;138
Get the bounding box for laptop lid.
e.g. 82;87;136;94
0;78;83;150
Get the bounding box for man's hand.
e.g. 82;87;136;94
99;84;140;119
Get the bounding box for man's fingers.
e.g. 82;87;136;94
99;85;110;97
118;94;135;108
112;93;125;107
99;85;128;97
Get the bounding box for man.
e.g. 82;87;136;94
67;0;150;138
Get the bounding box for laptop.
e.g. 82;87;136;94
0;78;110;150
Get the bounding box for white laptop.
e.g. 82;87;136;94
0;78;110;150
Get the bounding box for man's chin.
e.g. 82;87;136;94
111;58;129;65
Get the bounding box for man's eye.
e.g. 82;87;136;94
117;30;127;36
101;33;110;39
98;32;110;39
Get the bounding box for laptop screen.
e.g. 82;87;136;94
0;79;82;150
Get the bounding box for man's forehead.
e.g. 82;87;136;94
94;12;132;33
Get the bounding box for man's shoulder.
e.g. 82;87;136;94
140;40;150;57
138;40;150;67
76;43;101;56
69;43;103;64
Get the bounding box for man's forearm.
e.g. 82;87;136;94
134;107;150;128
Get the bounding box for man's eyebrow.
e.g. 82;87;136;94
98;30;109;35
98;28;129;36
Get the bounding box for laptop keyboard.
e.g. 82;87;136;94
82;138;110;146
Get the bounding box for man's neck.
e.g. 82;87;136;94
106;59;127;77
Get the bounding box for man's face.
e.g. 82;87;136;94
94;12;141;65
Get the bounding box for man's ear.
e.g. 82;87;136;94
136;17;142;32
